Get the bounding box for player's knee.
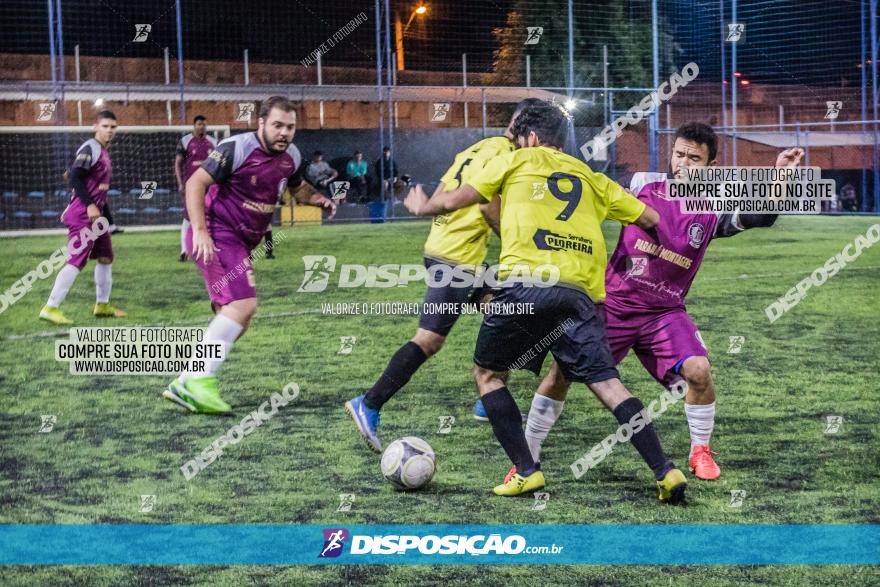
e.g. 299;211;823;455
228;297;257;320
473;365;505;392
412;330;444;357
242;298;258;318
683;357;713;393
539;362;570;400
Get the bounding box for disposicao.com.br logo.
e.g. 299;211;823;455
298;255;560;292
318;529;563;557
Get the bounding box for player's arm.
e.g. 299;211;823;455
405;153;508;216
480;195;501;236
715;147;804;238
174;138;187;191
605;175;659;231
185;167;218;262
187;141;236;262
290;171;337;219
632;204;659;231
174;154;185;192
404;183;485;216
69;145;101;223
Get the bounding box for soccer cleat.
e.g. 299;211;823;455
265;251;275;259
39;305;73;325
656;468;688;504
162;375;231;414
345;394;382;453
689;445;721;480
473;399;489;422
493;470;545;496
503;464;517;484
178;252;188;262
94;302;127;318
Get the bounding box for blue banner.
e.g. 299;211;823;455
1;524;877;565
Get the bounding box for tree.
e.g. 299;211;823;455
489;0;678;89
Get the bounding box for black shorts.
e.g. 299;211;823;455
418;257;481;336
473;283;619;384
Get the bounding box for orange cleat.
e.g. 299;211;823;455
689;445;721;480
503;464;517;484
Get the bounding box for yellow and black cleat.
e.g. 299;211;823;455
657;468;687;504
493;470;545;496
94;302;127;317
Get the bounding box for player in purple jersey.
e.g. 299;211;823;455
501;122;803;481
175;115;217;262
162;96;336;415
39;110;127;325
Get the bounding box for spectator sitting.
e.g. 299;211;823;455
305;151;339;196
346;150;370;203
838;184;859;212
374;146;402;199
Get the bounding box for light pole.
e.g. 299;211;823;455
395;4;427;71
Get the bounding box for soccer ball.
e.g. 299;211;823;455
381;436;435;490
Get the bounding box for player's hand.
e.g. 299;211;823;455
775;147;804;169
319;197;337;220
86;204;102;223
404;184;430;216
192;227;220;263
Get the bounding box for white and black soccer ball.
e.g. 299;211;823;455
381;436;435;490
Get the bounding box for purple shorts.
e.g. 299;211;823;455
65;221;113;269
605;301;708;385
186;225;256;307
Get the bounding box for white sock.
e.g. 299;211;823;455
94;263;112;304
524;394;564;463
184;313;243;380
684;401;715;455
181;219;190;254
47;264;80;308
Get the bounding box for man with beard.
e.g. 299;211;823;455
163;96;336;414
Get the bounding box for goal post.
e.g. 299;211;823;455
0;125;231;232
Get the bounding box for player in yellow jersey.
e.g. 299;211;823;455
345;99;547;454
404;101;687;503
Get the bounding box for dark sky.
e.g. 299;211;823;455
0;0;868;85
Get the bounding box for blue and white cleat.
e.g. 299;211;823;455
473;399;489;422
345;394;382;453
473;398;527;423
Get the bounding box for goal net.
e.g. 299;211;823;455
0;125;231;231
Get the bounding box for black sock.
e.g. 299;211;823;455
482;387;537;476
265;231;274;253
613;397;674;480
363;341;428;410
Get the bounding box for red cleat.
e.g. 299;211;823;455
503;464;517;484
689;445;721;480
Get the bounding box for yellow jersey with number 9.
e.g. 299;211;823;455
423;136;515;267
466;145;646;301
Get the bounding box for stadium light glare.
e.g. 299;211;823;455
740;79;750;86
415;6;427;15
94;99;105;107
734;71;742;78
564;99;577;111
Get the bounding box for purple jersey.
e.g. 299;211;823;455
177;133;217;184
605;172;745;311
200;132;302;249
63;139;112;223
